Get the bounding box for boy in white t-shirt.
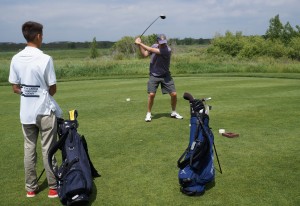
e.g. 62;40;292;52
9;21;61;198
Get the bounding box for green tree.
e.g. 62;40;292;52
90;37;99;59
282;22;297;44
265;14;300;45
265;14;284;40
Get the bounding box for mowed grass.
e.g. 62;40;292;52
0;76;299;206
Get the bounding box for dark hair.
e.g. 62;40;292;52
22;21;43;42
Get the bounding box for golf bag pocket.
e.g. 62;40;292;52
58;169;89;204
178;165;205;195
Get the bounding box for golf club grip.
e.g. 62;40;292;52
183;92;194;102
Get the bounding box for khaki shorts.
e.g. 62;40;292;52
147;75;176;94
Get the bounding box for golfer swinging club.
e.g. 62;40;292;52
135;34;183;122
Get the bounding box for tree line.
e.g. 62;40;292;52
0;37;209;52
2;14;299;60
208;15;300;60
0;41;115;51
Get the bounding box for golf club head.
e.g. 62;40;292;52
183;92;194;102
140;15;166;37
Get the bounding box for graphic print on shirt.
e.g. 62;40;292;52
21;84;40;97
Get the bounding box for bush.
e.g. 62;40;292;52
208;32;295;60
111;34;157;59
263;39;288;58
112;36;136;58
238;36;265;58
208;31;244;57
288;37;300;60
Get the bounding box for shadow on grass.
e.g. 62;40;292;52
87;182;98;206
152;113;170;119
205;180;216;191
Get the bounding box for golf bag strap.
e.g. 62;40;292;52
177;149;189;169
189;120;202;166
48;128;71;179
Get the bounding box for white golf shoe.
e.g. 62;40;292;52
145;112;152;122
170;111;183;119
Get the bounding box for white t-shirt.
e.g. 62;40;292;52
9;46;62;124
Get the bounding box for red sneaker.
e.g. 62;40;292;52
26;191;36;198
48;189;58;198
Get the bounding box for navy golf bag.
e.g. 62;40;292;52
177;93;215;196
48;110;100;206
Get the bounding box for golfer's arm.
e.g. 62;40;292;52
138;43;160;56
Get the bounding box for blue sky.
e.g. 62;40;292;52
1;0;299;43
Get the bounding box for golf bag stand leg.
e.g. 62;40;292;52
213;142;222;174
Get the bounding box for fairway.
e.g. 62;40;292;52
1;76;299;206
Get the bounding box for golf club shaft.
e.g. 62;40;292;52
140;16;160;37
37;168;45;182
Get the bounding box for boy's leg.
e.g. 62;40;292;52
22;124;39;192
36;112;58;189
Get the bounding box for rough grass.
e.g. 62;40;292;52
1;46;300;84
0;76;299;205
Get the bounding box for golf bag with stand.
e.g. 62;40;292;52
177;93;215;196
48;110;100;206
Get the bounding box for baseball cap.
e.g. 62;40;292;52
157;34;167;44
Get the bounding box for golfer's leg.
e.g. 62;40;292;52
161;76;177;111
38;112;57;189
147;76;159;113
170;92;177;111
22;124;39;192
148;93;156;112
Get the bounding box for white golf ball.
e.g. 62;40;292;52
126;98;130;102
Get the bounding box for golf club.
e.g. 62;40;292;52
140;15;166;37
37;168;45;182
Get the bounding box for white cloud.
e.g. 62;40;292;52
0;0;299;42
